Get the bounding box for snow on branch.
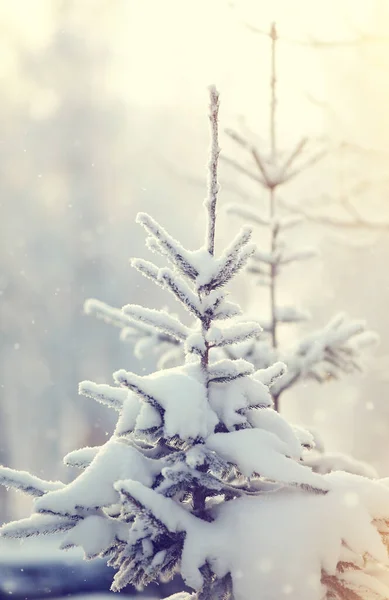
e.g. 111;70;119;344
122;304;190;342
298;313;376;376
0;466;64;497
79;381;128;411
136;212;199;280
121;324;180;353
204;85;221;256
213;299;242;320
130;257;162;285
218;226;254;266
1;514;76;539
63;446;100;469
84;297;180;362
206;321;262;347
185;332;207;357
84;298;133;330
304;450;378;479
208;358;254;383
35;440;159;517
115;366;217;440
254;362;286;388
273;313;377;395
60;514;124;560
114;478;193;536
202;227;255;291
214;245;256;291
158;268;202;319
114;369;165;416
206;429;328;490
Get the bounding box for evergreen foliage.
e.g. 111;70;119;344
1;88;389;600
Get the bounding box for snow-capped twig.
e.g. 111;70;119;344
137;212;199;280
79;381;128;411
159;268;202;319
205;86;221;256
0;467;64;497
122;305;190;342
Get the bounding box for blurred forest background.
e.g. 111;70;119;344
2;0;389;522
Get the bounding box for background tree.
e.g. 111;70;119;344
221;23;376;412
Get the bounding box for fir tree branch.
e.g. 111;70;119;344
207;322;262;347
79;381;127;411
0;467;64;497
63;446;100;469
114;369;165;417
159;268;202;319
131;258;162;284
208;358;254;383
122;304;190;342
1;514;76;539
136;212;199;280
84;299;133;329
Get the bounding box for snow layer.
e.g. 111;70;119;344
115;364;218;440
206;429;327;489
304;450;378;478
117;476;389;600
61;515;127;558
35;440;160;516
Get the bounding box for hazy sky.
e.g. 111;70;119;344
2;0;387;127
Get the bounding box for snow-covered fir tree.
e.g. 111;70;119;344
1;87;389;600
86;24;375;412
85;25;377;479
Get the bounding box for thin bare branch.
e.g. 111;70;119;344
340;198;363;221
251;148;272;187
284;149;328;183
278;199;389;231
270;22;277;161
296;34;389;48
244;21;389;48
221;154;266;186
280;138;308;174
225;128;251;150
